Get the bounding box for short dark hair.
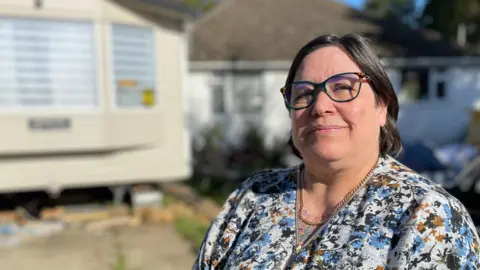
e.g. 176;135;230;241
286;33;402;158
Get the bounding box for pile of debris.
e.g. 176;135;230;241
0;183;222;248
0;208;64;248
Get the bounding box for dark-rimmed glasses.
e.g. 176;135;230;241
280;72;371;110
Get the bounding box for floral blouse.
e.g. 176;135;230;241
193;155;480;269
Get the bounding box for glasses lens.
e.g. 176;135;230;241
325;73;361;101
286;82;315;109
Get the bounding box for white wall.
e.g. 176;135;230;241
186;72;213;134
388;67;480;146
188;66;480;148
262;71;291;147
188;70;291;147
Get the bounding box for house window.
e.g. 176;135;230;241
111;24;156;108
210;72;226;114
398;67;447;102
212;83;226;114
399;68;429;101
0;18;97;109
232;71;263;114
210;71;264;121
436;81;446;98
434;67;447;99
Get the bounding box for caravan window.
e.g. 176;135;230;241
111;24;156;108
0;18;97;109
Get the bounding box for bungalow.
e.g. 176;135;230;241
187;0;480;148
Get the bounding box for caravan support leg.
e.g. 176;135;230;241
109;185;128;205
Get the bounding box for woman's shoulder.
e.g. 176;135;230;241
374;155;470;217
237;165;299;194
375;156;480;269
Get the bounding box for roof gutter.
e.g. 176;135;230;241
190;60;292;71
190;56;480;71
381;56;480;67
112;0;197;22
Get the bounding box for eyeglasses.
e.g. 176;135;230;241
280;72;371;110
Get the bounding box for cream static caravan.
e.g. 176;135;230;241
0;0;193;198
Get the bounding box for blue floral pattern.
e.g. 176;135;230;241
193;155;480;269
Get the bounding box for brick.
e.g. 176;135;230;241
0;211;17;223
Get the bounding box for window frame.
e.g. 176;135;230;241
109;23;158;111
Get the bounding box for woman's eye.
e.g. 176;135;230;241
333;84;353;91
294;91;313;100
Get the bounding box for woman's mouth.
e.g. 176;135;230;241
310;125;346;135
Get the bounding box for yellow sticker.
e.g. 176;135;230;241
142;89;155;107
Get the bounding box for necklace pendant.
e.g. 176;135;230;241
295;244;302;254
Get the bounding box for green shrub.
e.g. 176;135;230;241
188;123;289;204
174;216;210;252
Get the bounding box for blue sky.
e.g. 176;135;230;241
339;0;365;9
338;0;427;11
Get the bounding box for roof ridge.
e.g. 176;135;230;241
193;0;237;26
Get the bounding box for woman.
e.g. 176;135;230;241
193;34;480;269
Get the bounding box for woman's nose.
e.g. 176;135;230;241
310;90;335;116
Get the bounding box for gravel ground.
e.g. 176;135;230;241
0;224;196;270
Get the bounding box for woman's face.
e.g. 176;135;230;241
290;45;387;162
